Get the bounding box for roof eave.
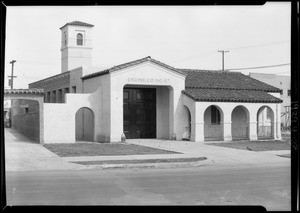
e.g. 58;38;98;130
82;56;188;80
181;90;283;103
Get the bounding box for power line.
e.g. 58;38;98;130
227;63;290;71
169;51;216;64
170;40;290;65
5;59;59;65
272;71;291;75
227;40;290;51
17;60;59;65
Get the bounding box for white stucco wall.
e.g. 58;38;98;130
43;93;94;143
83;74;111;142
182;95;197;141
156;86;170;139
179;105;191;140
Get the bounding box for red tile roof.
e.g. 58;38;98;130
181;69;281;93
82;56;281;93
183;88;282;103
60;21;94;29
4;89;44;95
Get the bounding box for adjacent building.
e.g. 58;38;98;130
249;73;291;127
12;21;283;144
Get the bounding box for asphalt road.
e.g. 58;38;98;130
5;165;290;211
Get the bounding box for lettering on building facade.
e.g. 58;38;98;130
127;78;170;84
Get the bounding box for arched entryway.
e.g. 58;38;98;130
182;105;191;140
204;105;224;141
4;89;44;144
257;106;274;139
231;106;249;140
75;107;94;141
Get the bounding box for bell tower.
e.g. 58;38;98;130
60;21;94;73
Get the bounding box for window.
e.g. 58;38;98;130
64;31;67;46
76;33;83;46
58;89;63;103
46;92;51;103
211;106;221;124
288;90;291;96
52;91;56;103
280;90;283;95
72;86;76;93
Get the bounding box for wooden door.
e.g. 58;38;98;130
123;88;156;139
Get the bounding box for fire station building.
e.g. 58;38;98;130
25;21;282;144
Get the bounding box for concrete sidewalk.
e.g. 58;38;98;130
126;139;291;167
4;128;290;172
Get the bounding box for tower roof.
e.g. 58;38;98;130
60;21;94;29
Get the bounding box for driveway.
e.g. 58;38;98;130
4;128;85;172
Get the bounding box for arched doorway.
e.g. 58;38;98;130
204;105;224;141
182;105;191;140
231;106;249;140
75;107;94;141
257;106;274;139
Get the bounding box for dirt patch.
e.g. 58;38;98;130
44;142;181;157
206;140;290;151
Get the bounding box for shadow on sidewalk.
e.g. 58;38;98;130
4;128;37;144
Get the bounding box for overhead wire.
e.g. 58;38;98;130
227;40;290;51
169;40;290;65
227;63;290;71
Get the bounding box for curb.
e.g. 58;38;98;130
73;158;211;170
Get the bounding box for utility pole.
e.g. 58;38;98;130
217;50;229;71
8;60;17;89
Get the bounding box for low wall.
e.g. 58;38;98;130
43;93;94;143
204;124;224;140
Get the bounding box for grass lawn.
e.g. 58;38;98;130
207;140;291;151
44;142;180;157
72;157;207;165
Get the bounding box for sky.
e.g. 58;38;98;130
4;3;291;89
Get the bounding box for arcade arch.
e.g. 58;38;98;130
204;105;224;141
257;106;274;139
231;105;250;140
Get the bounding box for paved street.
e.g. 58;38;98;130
6;165;290;210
